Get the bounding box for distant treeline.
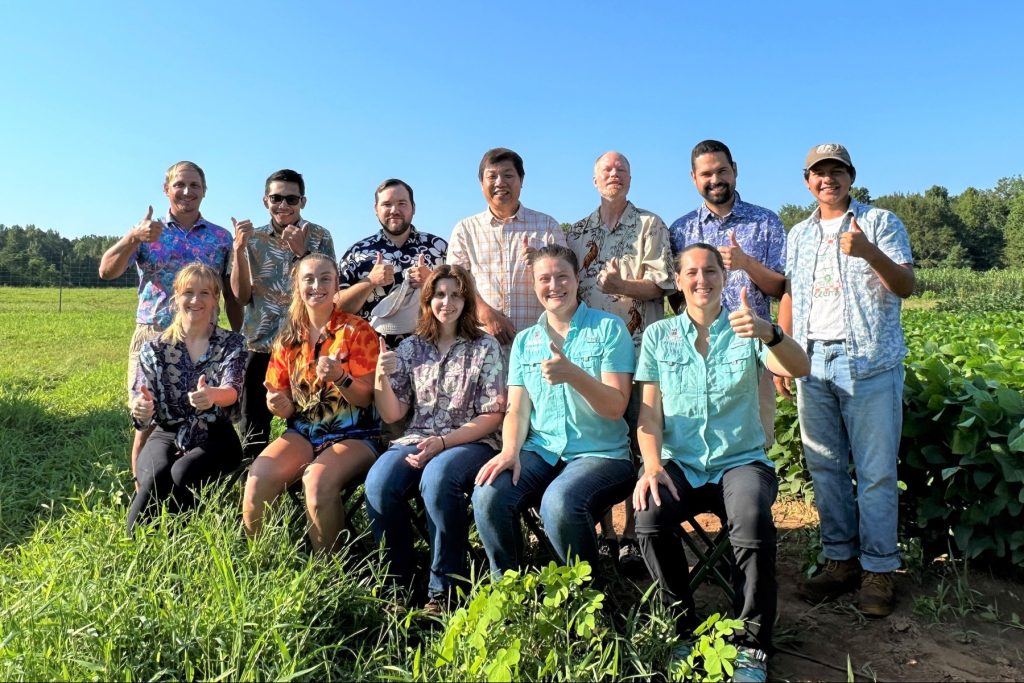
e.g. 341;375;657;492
2;176;1023;287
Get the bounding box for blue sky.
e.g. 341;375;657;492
2;1;1021;248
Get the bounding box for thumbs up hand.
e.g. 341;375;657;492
316;348;349;383
129;205;165;245
368;251;396;287
132;385;156;422
728;286;771;339
541;340;578;385
281;221;309;257
231;217;254;250
595;256;624;295
719;230;748;271
407;252;431;289
188;374;213;411
520;235;538;265
263;380;293;416
840;215;873;258
376;336;398;377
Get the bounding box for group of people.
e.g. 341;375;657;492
100;140;915;681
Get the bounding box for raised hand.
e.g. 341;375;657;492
407;253;430;289
478;303;515;346
368;251;395;287
132;385;155;422
541;341;578;385
281;221;308;257
595;256;624;295
520;235;537;266
727;286;770;339
263;380;292;416
840;216;872;258
316;348;348;383
231;217;254;250
188;374;213;411
376;337;398;376
130;205;164;245
719;230;748;271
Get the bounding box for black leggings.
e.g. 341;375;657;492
127;422;243;533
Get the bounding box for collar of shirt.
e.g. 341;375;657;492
530;301;593;334
807;197;862;226
673;306;730;343
164;213;212;232
487;205;524;226
696;192;756;228
377;224;421;245
599;200;638;234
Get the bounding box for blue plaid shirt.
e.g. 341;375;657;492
786;199;914;379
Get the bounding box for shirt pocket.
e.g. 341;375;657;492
573;341;604;377
655;352;690;395
711;341;753;396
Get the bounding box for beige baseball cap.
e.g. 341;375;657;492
804;143;854;171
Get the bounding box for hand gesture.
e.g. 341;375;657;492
479;303;516;346
281;221;308;257
727;287;771;340
719;230;748;271
231;217;254;250
406;435;444;469
541;341;578;385
475;450;522;486
376;337;398;376
520;235;537;266
316;349;348;383
368;251;396;287
129;206;165;245
187;374;213;411
840;216;873;258
595;257;624;295
406;253;431;289
132;385;155;422
632;466;680;511
263;380;292;416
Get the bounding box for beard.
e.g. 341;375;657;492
379;217;412;237
701;183;734;206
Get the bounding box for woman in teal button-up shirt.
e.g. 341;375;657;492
472;244;636;575
632;242;808;673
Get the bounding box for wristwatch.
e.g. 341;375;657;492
766;323;784;348
338;373;354;389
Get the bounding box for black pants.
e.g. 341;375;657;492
127;422;243;532
634;460;778;652
239;351;272;461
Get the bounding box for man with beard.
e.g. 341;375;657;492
229;169;336;461
668;140;786;444
565;151;674;577
337;178;448;348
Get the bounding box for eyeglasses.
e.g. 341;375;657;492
267;194;303;206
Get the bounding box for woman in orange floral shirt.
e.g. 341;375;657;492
242;253;380;552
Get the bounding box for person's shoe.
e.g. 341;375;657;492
666;638;697;680
597;536;619;566
617;537;649;579
732;646;768;683
798;558;861;604
855;571;896;617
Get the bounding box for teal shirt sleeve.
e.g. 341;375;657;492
508;329;526;386
635;324;660;382
602;316;636;374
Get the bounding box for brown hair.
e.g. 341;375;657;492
161;262;221;343
164;161;207;190
675;242;726;274
274;253;338;349
413;264;483;344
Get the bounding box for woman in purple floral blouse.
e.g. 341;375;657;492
365;264;507;611
128;263;246;532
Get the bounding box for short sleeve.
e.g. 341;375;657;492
266;344;292;392
337;247;360;289
315;226;336;261
764;214;787;274
474;336;508;415
387;339;414;404
133;340;160;400
507;331;526;386
601;316;635;374
218;331;247;396
446;222;470;268
875;211;914;266
338;318;380;377
635;326;660;383
640;215;675;290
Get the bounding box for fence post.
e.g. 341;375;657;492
58;249;64;313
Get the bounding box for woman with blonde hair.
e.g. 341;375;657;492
365;264;506;610
128;262;246;532
242;253;380;552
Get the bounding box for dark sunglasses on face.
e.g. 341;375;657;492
267;194;303;206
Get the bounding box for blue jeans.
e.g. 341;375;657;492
364;441;495;598
797;341;904;573
472;450;635;574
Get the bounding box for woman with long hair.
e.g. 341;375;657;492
364;264;506;610
242;253;380;552
128;262;246;532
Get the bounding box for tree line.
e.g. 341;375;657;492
2;175;1022;287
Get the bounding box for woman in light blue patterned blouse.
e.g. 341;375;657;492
365;264;506;611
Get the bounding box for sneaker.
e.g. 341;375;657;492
856;571;896;617
798;558;861;604
597;536;619;565
617;537;649;579
732;646;768;683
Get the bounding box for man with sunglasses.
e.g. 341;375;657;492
230;168;335;461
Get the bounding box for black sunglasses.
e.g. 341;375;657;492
267;194;303;206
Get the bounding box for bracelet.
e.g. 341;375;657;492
440;435;447;450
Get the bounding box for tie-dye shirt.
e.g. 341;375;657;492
266;309;381;447
132;326;246;452
128;214;233;329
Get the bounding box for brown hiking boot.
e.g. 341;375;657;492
798;558;861;604
856;571;896;617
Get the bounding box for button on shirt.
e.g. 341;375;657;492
635;310;772;487
129;215;233;329
566;202;675;351
508;303;634;465
241;221;335;353
786;199;914;379
447;205;566;334
669;195;786;320
338;227;448;323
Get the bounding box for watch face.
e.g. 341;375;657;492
340;374;354;388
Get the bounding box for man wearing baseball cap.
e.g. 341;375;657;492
779;143;915;617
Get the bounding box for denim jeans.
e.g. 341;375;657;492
364;441;495;598
472;450;635;574
797;340;904;573
634;460;778;651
